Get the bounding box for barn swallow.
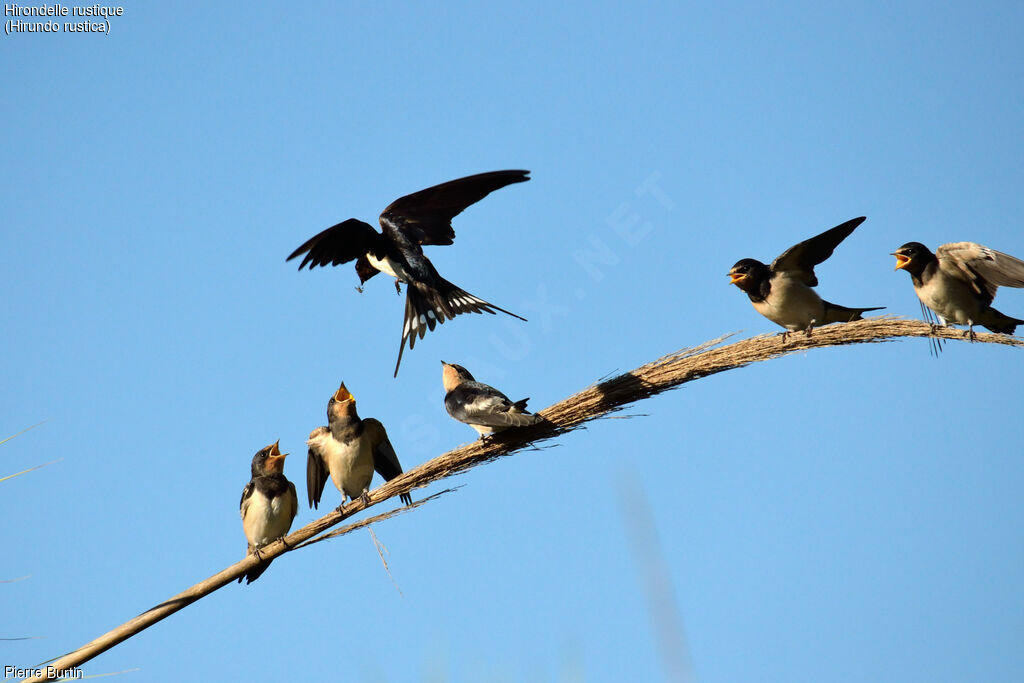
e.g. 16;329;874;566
287;170;530;376
893;241;1024;340
238;441;299;584
306;382;412;511
441;361;544;439
728;216;884;340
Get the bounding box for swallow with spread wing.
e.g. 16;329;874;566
288;170;530;376
239;441;299;584
442;361;543;439
306;382;412;511
893;241;1024;339
728;217;883;340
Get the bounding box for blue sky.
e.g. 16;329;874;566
4;2;1024;681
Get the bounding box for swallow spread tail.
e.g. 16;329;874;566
287;170;531;376
239;441;299;584
728;216;884;340
441;361;543;439
306;382;412;511
892;241;1024;340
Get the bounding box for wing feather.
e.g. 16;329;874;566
305;426;330;510
287;218;383;271
771;216;866;285
379;170;530;246
239;481;255;519
938;242;1024;300
364;418;411;505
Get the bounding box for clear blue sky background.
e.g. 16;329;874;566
4;2;1023;681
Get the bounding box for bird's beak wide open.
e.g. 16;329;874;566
266;440;288;472
892;253;911;271
333;382;354;403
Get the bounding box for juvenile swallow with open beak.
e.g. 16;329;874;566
306;382;412;511
287;170;530;376
239;441;299;584
728;216;884;340
892;241;1024;339
441;361;543;439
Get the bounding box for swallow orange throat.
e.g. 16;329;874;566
265;453;287;473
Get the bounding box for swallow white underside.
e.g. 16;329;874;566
242;489;295;550
751;273;825;331
366;253;411;283
914;268;982;326
308;430;374;501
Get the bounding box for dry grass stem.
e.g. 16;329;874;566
24;317;1021;681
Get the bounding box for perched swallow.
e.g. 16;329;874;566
728;217;884;340
287;170;530;376
441;361;543;439
306;382;412;511
892;241;1024;339
239;441;299;584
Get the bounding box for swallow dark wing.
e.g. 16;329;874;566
287;218;386;271
937;242;1024;302
239;481;255;518
363;418;412;505
445;383;538;428
770;216;867;285
285;482;299;525
379;170;530;246
305;426;330;510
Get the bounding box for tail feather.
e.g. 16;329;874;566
821;302;885;324
980;307;1023;334
238;551;272;585
918;300;946;357
394;279;527;376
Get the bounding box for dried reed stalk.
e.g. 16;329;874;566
23;318;1021;681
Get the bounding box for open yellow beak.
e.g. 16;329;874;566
265;440;288;472
728;271;745;285
892;253;911;271
333;382;354;403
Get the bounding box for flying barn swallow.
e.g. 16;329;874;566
441;361;543;439
728;217;884;340
239;441;299;584
287;170;531;376
892;241;1024;339
306;382;412;511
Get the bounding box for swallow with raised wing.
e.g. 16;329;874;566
306;382;412;511
728;217;884;340
893;241;1024;339
288;171;530;375
239;441;299;584
442;361;543;439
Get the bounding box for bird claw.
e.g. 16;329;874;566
252;546;264;562
355;285;365;294
804;325;814;338
394;280;402;295
360;491;371;506
779;331;790;343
